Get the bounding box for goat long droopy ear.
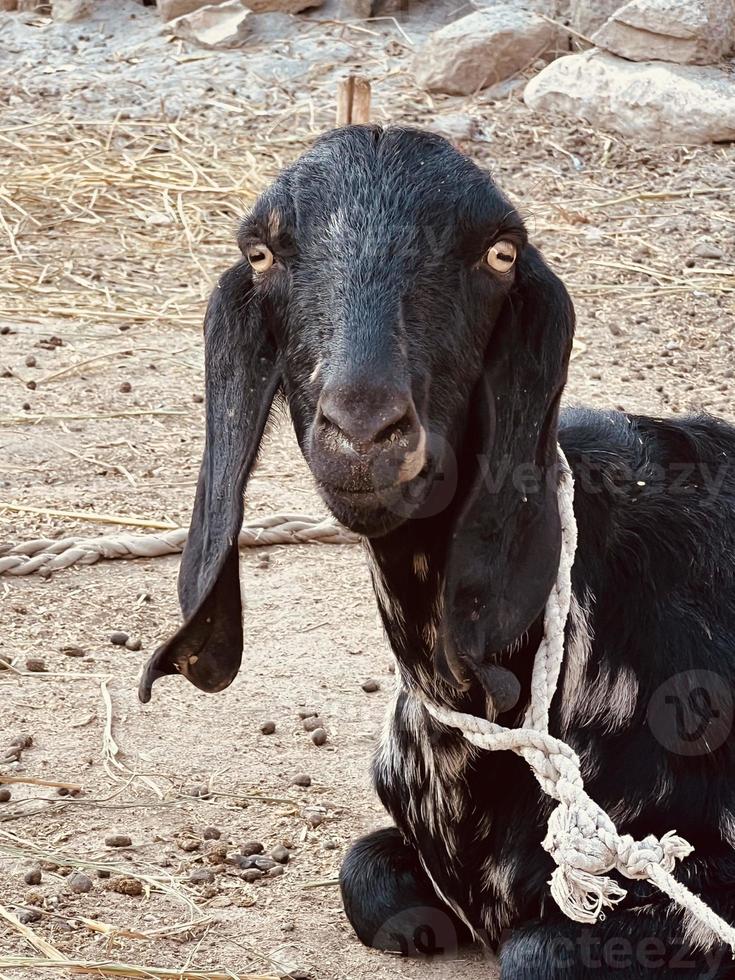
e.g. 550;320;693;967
442;245;574;680
139;260;280;703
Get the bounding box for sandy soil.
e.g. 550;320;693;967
0;2;734;978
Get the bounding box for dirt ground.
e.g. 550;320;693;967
1;2;734;978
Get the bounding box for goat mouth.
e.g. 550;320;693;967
317;470;433;536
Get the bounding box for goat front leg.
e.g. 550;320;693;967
339;826;473;957
500;903;734;979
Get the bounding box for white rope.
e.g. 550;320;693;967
0;514;359;576
423;449;735;953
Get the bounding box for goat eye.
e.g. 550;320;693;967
485;240;517;273
246;244;274;273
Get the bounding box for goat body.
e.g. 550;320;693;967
139;126;735;978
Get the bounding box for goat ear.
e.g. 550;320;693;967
441;245;574;683
139;260;280;703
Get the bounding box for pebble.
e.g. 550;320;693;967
189;867;216;885
182;783;210;799
291;774;311;788
125;637;142;652
97;869;111;879
361;679;380;693
311;728;328;747
25;658;47;673
303;808;326;828
254;856;277;871
0;789;11;803
693;242;724;260
119;381;132;393
68;872;93;894
271;845;290;864
297;708;318;719
22;402;31;411
202;826;221;841
260;720;276;735
107;876;143;896
192;393;204;403
109;631;128;646
268;865;286;878
60;645;85;658
302;716;324;733
104;834;132;848
241;841;264;856
18;908;42;924
11;735;32;749
242;869;263;883
282;921;296;932
24;869;42;885
25;355;37;368
26;380;36;390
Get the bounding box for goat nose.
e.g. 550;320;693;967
318;384;418;451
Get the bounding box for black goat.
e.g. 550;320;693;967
139;126;735;978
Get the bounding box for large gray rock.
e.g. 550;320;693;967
570;0;622;36
168;0;250;45
524;50;735;144
414;7;562;96
315;0;370;16
243;0;322;10
52;0;91;20
593;0;735;65
157;0;230;20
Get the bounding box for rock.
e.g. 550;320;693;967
268;864;286;877
311;728;328;746
297;708;318;719
109;631;128;646
361;678;380;693
24;355;36;367
125;636;142;651
167;0;250;47
189;866;216;884
202;825;221;840
68;872;93;893
291;773;312;787
254;856;277;871
414;8;562;96
316;0;371;16
302;716;324;732
0;789;11;803
524;51;735;144
593;0;735;65
242;868;263;882
260;720;276;735
569;0;622;36
430;113;478;142
205;841;228;864
243;0;322;10
241;841;264;855
693;242;725;260
24;869;42;885
60;645;85;657
157;0;229;19
25;658;46;672
271;845;291;864
104;833;132;848
18;907;42;924
52;0;91;20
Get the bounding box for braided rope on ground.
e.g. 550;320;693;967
0;514;360;576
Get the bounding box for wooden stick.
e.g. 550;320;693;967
0;776;82;792
336;75;371;126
